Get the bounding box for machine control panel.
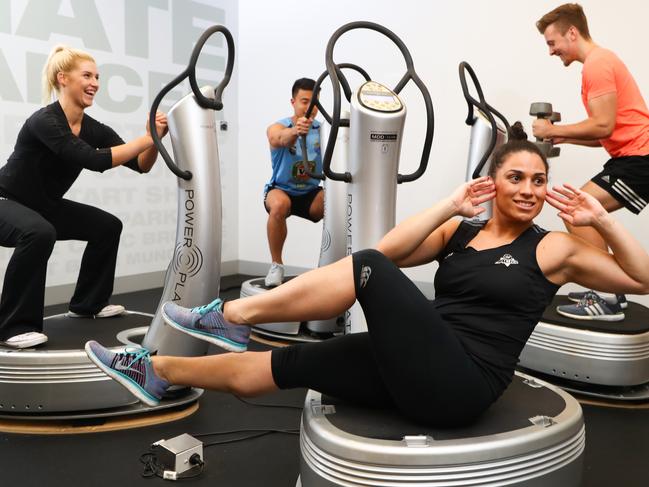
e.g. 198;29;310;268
358;81;403;113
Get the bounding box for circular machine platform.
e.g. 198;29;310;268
519;295;649;401
299;372;585;486
0;311;202;419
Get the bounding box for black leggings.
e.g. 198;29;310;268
271;249;498;426
0;198;122;339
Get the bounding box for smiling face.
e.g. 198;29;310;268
492;150;548;222
57;60;99;109
543;23;578;66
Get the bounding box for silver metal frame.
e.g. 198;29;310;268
520;321;649;387
298;372;584;486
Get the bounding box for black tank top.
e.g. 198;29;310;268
434;219;560;392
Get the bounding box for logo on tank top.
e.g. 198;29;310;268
360;265;372;288
495;254;518;267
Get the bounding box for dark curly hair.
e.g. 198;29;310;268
487;122;549;178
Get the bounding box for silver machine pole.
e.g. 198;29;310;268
317;22;434;334
301;63;373;335
142;25;235;356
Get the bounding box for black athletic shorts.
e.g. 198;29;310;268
263;185;323;222
591;154;649;214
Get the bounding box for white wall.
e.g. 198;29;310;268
0;0;238;299
238;0;649;305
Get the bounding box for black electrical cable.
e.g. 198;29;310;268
234;395;303;410
198;428;300;447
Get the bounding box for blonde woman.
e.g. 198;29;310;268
0;45;168;349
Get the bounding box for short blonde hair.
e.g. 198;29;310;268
41;45;95;105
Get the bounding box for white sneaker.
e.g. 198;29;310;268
264;262;285;287
67;304;126;319
2;332;48;349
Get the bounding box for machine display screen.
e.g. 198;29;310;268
363;93;395;103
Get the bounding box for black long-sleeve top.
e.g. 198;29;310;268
0;101;140;215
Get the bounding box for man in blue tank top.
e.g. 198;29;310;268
263;78;324;286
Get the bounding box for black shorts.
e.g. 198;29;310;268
263;186;323;222
591;155;649;214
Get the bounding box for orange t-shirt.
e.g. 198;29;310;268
581;47;649;157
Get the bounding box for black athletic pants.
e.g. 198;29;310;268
271;249;498;426
0;198;122;340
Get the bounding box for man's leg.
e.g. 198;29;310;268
308;188;324;222
557;181;627;317
264;189;291;265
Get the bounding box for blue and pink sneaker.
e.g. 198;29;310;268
162;298;250;352
85;341;169;407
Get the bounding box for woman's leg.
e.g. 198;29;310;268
350;249;496;425
0;200;55;340
153;351;277;397
225;255;356;325
48;199;122;314
151;333;394;406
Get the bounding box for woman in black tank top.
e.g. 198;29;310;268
87;126;649;426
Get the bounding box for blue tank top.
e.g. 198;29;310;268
434;219;560;393
265;117;322;196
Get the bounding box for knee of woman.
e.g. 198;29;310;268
227;371;262;398
353;248;388;264
24;222;56;250
103;214;123;237
227;373;249;397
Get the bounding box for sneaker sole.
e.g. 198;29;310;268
567;296;628;309
1;336;48;349
67;309;126;319
161;309;247;353
556;308;625;322
84;343;160;407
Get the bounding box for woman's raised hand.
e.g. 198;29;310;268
449;176;496;218
545;184;608;226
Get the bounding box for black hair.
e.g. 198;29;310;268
488;122;549;178
291;78;316;98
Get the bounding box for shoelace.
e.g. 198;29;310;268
191;298;223;316
577;291;599;307
116;347;151;370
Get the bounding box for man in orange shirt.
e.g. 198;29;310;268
534;3;649;321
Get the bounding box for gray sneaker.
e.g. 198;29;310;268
558;291;625;322
264;262;285;287
567;291;627;309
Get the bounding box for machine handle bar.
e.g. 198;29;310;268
149;25;235;180
299;63;372;181
458;61;510;179
323;21;434;184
